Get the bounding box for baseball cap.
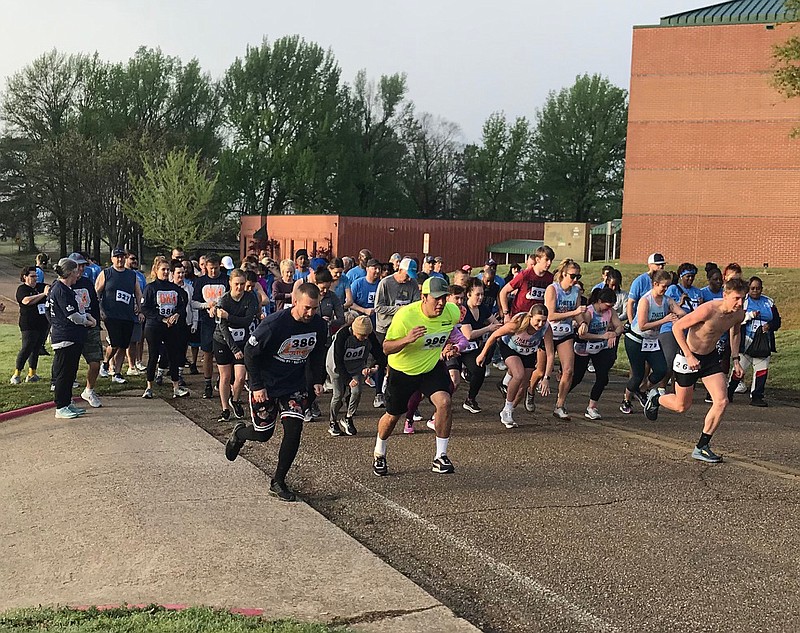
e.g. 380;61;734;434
422;276;449;298
461;264;473;272
294;248;309;259
399;257;417;279
68;252;88;264
424;255;435;264
309;257;327;270
648;253;666;265
221;255;235;270
366;258;381;268
485;258;497;268
434;256;443;263
389;252;402;262
112;247;126;257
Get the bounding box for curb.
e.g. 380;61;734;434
71;603;265;617
0;396;85;424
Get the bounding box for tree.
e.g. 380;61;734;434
399;112;465;217
123;149;219;250
463;112;534;220
220;35;342;215
532;74;627;223
773;0;800;134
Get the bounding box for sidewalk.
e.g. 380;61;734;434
0;396;478;632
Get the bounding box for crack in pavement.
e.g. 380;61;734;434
328;604;438;625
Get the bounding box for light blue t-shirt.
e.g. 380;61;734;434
700;286;722;302
629;272;652;304
346;266;367;284
333;273;351;304
661;283;703;333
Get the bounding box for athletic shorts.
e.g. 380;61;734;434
445;355;462;371
672;350;724;388
82;326;103;363
497;339;538;370
104;319;134;350
188;326;201;348
249;390;307;432
130;321;143;344
553;334;575;346
199;320;215;352
384;361;451;416
213;340;244;366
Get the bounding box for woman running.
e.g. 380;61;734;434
622;270;685;412
570;288;625;419
542;259;586;420
477;304;554;429
460;278;502;414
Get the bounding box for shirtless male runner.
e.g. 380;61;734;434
643;277;747;463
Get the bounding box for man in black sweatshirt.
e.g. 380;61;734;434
224;283;327;502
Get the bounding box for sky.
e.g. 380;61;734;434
2;0;697;142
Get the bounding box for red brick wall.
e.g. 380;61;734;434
621;22;800;268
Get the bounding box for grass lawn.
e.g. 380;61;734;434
0;606;349;632
0;324;146;413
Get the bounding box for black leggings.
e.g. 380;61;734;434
570;348;616;402
461;350;488;400
236;416;303;483
52;343;83;408
624;336;667;393
144;323;183;382
16;329;48;371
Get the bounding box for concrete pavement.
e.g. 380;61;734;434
0;397;479;632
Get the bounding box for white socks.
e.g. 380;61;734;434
374;437;387;456
503;400;514;412
435;436;449;458
503;373;512;386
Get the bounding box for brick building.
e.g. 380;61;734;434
621;0;800;268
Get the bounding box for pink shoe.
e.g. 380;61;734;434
403;419;415;434
426;417;436;432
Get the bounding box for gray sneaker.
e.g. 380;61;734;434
525;390;536;413
692;445;722;463
553;406;571;421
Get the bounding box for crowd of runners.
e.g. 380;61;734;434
12;245;781;500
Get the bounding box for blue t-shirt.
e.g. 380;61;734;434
346;266;367;284
629;272;652;304
661;283;703;333
133;270;146;294
293;268;311;282
36;267;45;284
333;273;351;304
351;276;379;326
700;286;723;302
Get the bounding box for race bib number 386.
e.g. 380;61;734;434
276;334;317;363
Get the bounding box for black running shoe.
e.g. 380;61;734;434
463;398;481;414
328;421;343;437
155;374;163;386
619;399;633;414
432;454;455;474
189;363;199;375
310;401;322;419
496;380;508;397
225;422;246;461
203;384;213;399
373;454;388;477
269;478;296;502
633;390;647;408
704;393;713;404
218;409;231;423
643;389;660;421
750;398;768;407
229;398;245;419
341;416;357;436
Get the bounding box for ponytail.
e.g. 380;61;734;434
514;303;548;333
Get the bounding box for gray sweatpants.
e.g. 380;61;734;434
328;371;363;422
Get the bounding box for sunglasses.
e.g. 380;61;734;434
568;273;582;280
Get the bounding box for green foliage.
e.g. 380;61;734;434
124;149;219;250
464;112;534;220
532;74;628;222
0;605;349;632
773;1;800;123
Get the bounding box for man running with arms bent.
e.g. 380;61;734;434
373;277;460;477
643;278;747;463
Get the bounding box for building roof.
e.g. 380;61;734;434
589;219;622;236
486;239;544;255
661;0;792;26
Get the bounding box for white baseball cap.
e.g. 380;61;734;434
221;255;235;270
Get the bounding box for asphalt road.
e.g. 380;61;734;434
172;369;800;633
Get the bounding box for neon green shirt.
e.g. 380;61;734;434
386;301;460;375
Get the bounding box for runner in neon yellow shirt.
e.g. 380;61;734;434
373;277;460;477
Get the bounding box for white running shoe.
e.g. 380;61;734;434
80;388;102;408
553;406;571;421
584;407;602;420
493;360;507;371
9;375;21;385
525;390;536;413
500;408;517;428
55;406;80;419
112;374;127;384
173;386;190;398
135;361;147;371
126;367;142;376
734;382;748;394
99;365;110;378
426;417;436;431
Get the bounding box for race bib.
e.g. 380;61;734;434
157;290;178;317
673;354;694;375
115;289;132;305
586;340;607;354
202;284;226;303
641;338;660;352
509;335;538;355
367;292;376;305
463;341;479;353
276;333;317;363
73;288;91;311
421;331;450;350
37;303;47;315
525;286;546;301
344;347;366;361
230;327;246;342
551;322;573;337
395;299;411;307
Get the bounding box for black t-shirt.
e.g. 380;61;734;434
462;303;494;353
17;283;48;331
244;308;327;397
481;279;500;312
192;274;229;324
72;276;101;323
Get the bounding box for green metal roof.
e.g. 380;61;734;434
661;0;791;25
589;219;622;236
486;239;544;255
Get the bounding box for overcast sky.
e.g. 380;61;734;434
3;0;696;142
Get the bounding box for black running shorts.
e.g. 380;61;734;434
104;319;134;349
673;350;724;388
213;340;244;366
249;390;308;431
497;339;538;370
384;361;451;416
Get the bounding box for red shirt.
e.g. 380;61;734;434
509;268;554;314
